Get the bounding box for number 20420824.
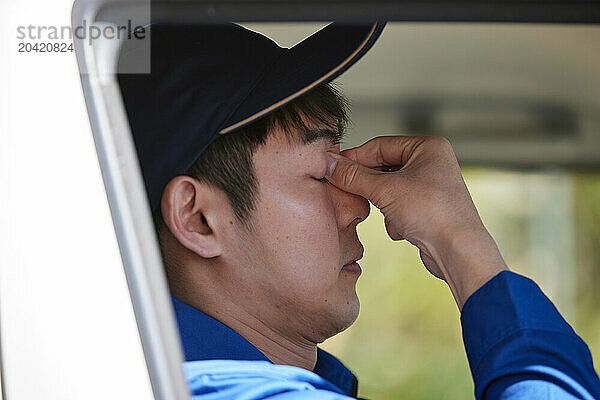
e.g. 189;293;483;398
18;42;74;52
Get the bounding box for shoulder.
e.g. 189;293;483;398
184;360;353;400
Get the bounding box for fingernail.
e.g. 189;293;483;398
325;153;338;177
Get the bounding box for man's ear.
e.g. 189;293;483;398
160;176;225;259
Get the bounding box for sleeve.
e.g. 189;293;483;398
460;271;600;400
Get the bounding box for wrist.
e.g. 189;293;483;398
430;226;508;310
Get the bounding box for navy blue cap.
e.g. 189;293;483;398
118;22;385;211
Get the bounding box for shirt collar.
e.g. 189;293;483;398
172;295;359;397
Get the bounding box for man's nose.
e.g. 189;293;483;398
329;184;371;228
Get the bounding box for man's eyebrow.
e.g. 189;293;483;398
302;128;346;146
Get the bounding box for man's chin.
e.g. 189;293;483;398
331;295;360;336
311;293;360;342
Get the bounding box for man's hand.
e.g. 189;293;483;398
325;135;508;310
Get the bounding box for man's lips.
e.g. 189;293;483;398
341;248;364;274
341;261;362;274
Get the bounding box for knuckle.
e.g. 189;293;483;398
340;162;360;188
437;135;452;148
370;177;395;207
425;135;453;153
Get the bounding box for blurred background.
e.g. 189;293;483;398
243;22;600;399
2;10;597;398
0;7;600;400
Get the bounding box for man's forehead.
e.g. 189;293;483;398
254;126;341;169
269;119;346;147
302;127;345;146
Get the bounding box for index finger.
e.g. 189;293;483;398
341;135;429;168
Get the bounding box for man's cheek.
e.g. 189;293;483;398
295;199;338;247
270;191;335;228
262;189;339;253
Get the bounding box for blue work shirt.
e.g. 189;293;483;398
172;296;358;396
174;271;600;399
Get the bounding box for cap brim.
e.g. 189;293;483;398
219;22;386;135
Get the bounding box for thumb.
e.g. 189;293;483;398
325;152;382;201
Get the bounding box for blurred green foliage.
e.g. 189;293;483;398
321;168;600;400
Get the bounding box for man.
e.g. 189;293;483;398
157;83;369;379
118;23;600;399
